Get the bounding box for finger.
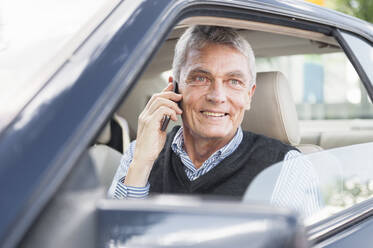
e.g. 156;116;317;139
160;91;182;101
140;106;177;131
152;106;178;123
147;97;182;115
137;111;146;134
145;91;182;111
161;82;174;92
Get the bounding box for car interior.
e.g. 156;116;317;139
89;17;373;191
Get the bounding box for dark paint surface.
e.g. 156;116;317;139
320;216;373;247
97;199;307;248
0;0;171;246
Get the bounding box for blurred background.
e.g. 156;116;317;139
305;0;373;24
263;0;373;121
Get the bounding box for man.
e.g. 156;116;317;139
108;26;320;211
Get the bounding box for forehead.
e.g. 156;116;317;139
184;43;250;76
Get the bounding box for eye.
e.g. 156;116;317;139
190;75;210;85
228;79;244;88
196;76;207;82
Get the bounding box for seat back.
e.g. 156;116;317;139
89;145;122;189
90;114;130;190
242;71;322;153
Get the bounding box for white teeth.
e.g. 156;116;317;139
202;111;225;117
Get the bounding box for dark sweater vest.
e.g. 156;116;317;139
148;126;296;198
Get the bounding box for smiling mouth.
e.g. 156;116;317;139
201;111;228;117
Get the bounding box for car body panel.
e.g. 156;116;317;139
322;216;373;248
97;198;307;248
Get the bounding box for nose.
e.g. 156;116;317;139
205;79;227;103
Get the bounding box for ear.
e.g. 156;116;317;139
168;76;173;83
245;84;256;110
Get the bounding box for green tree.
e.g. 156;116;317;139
329;0;373;23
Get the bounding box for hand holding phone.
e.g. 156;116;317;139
125;80;182;187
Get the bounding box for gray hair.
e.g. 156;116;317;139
172;25;256;86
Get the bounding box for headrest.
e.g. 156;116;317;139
242;71;300;146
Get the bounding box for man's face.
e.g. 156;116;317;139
179;43;256;143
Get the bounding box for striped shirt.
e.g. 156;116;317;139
108;126;243;199
270;150;322;217
170;126;243;181
108;127;322;217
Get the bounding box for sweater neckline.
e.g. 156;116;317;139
170;126;243;174
170;131;255;192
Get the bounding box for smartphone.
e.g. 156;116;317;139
160;80;179;131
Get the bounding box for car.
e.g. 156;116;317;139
1;0;373;247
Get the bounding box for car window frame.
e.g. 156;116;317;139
333;29;373;102
307;190;373;244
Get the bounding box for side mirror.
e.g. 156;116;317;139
97;195;309;248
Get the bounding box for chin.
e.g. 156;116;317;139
198;126;234;140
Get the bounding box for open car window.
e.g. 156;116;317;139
104;17;373;207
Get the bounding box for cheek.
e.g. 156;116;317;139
181;93;198;115
231;94;251;113
241;91;253;110
182;89;202;106
244;97;252;110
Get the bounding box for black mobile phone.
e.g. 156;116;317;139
160;80;178;131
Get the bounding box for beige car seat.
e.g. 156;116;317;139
242;71;322;153
89;114;130;189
